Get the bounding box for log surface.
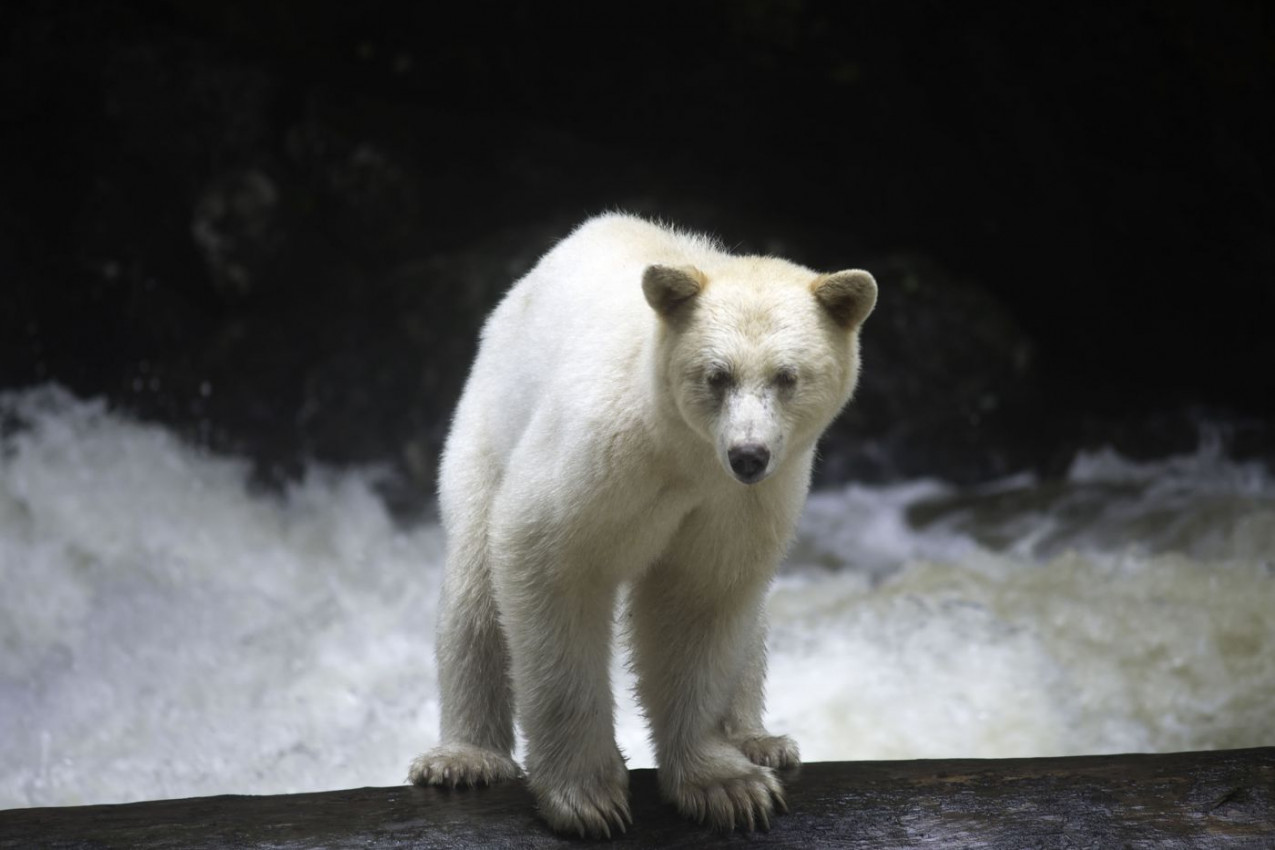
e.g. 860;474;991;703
2;748;1272;849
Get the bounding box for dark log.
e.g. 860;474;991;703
2;748;1272;849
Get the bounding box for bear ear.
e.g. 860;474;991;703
643;265;705;317
812;269;878;329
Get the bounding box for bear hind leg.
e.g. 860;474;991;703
720;619;801;771
409;533;520;788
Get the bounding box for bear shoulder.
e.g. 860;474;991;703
565;213;724;268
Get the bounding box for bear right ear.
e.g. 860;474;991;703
812;269;878;329
643;265;705;317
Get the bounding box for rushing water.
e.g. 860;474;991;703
2;385;1273;808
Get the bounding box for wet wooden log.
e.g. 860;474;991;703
2;748;1272;849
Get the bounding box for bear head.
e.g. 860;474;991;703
643;260;876;485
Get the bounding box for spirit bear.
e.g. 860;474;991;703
409;214;876;837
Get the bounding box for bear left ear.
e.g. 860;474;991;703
643;265;706;317
812;269;878;329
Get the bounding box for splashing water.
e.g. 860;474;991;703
2;385;1273;808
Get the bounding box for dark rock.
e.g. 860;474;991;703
820;254;1041;486
1;749;1271;848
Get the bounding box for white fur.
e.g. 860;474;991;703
408;214;876;836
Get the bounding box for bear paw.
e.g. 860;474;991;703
407;743;521;788
663;749;787;833
735;733;801;770
531;755;632;839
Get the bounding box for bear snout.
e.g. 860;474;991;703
727;443;771;484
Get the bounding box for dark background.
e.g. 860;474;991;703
2;1;1272;505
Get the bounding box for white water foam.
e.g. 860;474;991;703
2;385;1273;808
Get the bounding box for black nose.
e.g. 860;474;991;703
728;443;770;483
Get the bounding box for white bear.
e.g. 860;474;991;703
409;213;876;837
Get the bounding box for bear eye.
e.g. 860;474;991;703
775;367;799;389
704;365;733;391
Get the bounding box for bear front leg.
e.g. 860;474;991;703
721;617;801;770
409;539;520;788
630;569;787;832
499;569;631;839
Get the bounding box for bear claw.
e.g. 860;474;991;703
736;733;801;770
536;776;633;839
666;755;787;833
407;744;521;788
